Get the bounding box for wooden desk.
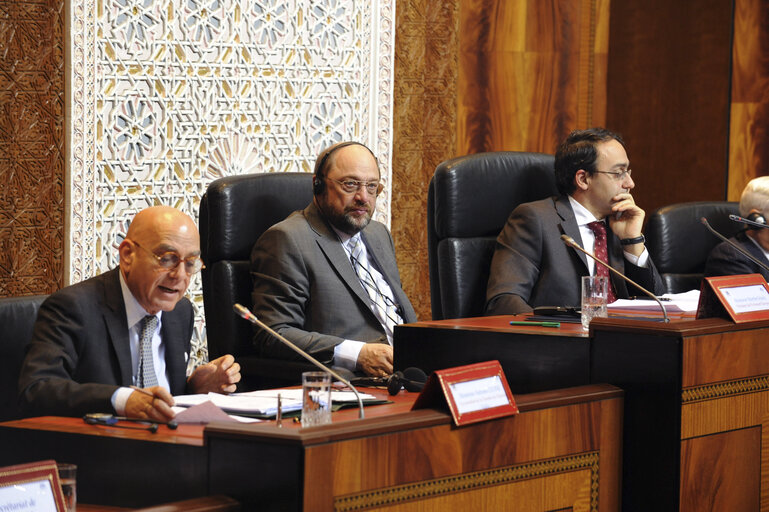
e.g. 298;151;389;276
396;313;769;511
0;385;622;511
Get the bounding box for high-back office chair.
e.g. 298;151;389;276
645;201;741;294
428;152;557;320
199;172;316;389
0;294;47;421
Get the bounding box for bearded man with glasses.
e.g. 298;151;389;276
19;206;241;420
250;141;417;378
485;127;664;315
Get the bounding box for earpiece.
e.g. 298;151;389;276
387;367;428;396
312;141;379;196
747;211;766;226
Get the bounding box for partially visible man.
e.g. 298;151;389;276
250;141;417;377
18;206;241;420
704;176;769;281
485;127;664;315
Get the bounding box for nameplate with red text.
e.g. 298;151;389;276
412;360;518;426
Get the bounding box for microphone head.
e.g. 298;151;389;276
560;234;576;246
233;303;249;318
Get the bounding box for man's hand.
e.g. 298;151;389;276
187;354;241;394
125;386;175;421
609;192;646;256
357;343;393;377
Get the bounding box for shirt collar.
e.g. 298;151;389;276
119;269;161;329
568;195;602;226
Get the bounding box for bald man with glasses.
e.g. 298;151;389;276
18;206;241;420
250;142;417;378
485;127;664;315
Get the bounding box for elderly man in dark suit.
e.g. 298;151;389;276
485;127;664;315
250;142;417;377
18;206;241;420
705;176;769;281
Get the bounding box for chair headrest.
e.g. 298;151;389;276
431;151;556;239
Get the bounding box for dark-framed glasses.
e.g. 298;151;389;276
327;178;382;195
594;168;632;180
129;240;205;274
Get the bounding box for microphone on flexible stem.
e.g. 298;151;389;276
729;214;769;230
233;303;365;420
560;234;669;322
701;217;769;273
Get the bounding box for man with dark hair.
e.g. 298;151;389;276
484;127;664;315
250;142;417;377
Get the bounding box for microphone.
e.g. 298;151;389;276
560;234;669;322
386;367;428;396
701;217;769;273
233;303;365;420
729;214;769;229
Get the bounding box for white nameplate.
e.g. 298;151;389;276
449;375;510;414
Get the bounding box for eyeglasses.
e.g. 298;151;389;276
129;240;205;274
593;168;632;180
327;178;382;195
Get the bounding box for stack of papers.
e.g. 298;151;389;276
608;289;700;313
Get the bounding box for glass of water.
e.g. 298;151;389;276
301;371;332;427
581;275;608;330
57;463;77;512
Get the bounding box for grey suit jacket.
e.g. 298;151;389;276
704;231;769;281
18;268;194;417
250;202;417;365
484;195;664;315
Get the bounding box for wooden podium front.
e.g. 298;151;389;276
396;314;769;511
205;384;622;511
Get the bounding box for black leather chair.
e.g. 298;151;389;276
0;294;47;421
645;201;741;294
428;151;557;320
199;173;316;390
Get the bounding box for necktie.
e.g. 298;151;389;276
348;236;403;339
586;221;617;303
138;315;159;388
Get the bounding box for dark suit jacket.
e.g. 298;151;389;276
250;202;417;365
18;268;194;417
485;195;664;315
704;231;769;281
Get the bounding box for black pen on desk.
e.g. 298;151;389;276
630;296;672;301
509;320;561;328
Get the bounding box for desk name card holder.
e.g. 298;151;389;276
697;274;769;322
412;360;518;426
0;459;67;512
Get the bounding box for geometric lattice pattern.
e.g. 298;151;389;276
70;0;395;365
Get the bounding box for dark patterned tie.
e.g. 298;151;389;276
138;315;159;387
587;221;617;303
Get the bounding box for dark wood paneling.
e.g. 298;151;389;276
606;0;733;213
0;0;65;296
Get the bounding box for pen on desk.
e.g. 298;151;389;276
509;321;561;328
630;296;671;301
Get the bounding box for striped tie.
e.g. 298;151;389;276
349;236;403;338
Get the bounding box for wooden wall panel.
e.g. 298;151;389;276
606;0;733;214
457;0;608;155
0;0;65;296
728;0;769;200
392;1;459;321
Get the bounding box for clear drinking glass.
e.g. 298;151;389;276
57;463;77;512
581;275;608;330
301;371;332;427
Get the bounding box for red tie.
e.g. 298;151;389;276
587;221;617;303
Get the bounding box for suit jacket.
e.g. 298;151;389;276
704;230;769;281
18;268;194;417
250;202;417;365
484;195;664;315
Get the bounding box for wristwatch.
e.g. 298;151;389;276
620;235;645;245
